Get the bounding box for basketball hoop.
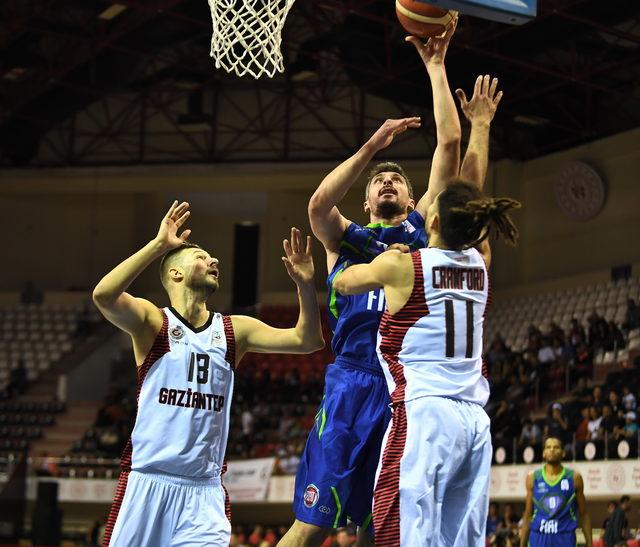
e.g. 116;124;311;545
208;0;296;79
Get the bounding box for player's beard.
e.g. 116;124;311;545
375;199;405;219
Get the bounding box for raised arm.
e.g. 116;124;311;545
333;250;413;314
519;472;534;547
308;117;421;269
408;16;462;218
92;201;191;364
457;74;503;190
232;228;324;363
575;472;593;547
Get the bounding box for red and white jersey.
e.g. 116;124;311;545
121;307;235;479
377;248;490;406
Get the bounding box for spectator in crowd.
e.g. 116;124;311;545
604;495;631;547
623;299;639;330
492;400;521;447
622;386;637;412
598;405;620;443
503;503;520;533
544;403;568;443
537;337;555;365
242;405;254;439
569;318;586;346
592;386;605;410
519;418;542;449
601;501;617;542
486;502;505;541
608;390;623;415
623;411;638;441
575;406;591;443
607;321;625;351
587;406;603;441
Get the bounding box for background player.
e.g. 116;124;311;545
280;17;504;547
521;436;592;547
92;201;324;546
333;181;520;546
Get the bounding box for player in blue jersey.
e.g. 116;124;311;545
520;437;592;547
279;15;504;546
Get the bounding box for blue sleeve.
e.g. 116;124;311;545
408;209;425;229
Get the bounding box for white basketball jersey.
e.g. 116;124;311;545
122;307;235;478
377;248;490;406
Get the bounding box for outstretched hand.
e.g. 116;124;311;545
455;74;503;125
368;117;421;152
282;227;314;286
405;13;458;68
155;200;192;252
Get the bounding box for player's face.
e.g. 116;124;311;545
365;171;414;217
542;438;563;464
185;249;219;291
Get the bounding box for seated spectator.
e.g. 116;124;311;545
544;403;568;443
568;318;586;346
591;386;605;410
486;502;505;541
587;406;603;440
622;386;637;412
503;503;520;532
624;411;638;440
492;401;520;446
608;390;623;416
537;337;556;364
519;418;542;448
607;321;625;350
598;405;620;442
575;407;591;442
8;360;28;397
623;299;640;330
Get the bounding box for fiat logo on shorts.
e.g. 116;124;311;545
304;484;320;508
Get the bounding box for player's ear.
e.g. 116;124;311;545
407;198;415;212
363;200;370;213
428;212;439;234
169;267;184;283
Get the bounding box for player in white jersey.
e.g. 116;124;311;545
92;201;324;546
334;181;521;546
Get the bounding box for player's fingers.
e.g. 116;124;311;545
482;74;491;95
404;36;424;50
175;210;190;228
294;228;303;253
283;238;293;257
489;77;499;98
305;235;312;255
179;229;192;242
455;89;468;108
473;75;482;97
493;90;504;107
281;257;294;275
164;200;178;219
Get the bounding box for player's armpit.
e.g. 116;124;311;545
231;315;324;361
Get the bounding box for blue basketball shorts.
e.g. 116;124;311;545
293;358;391;530
529;531;577;547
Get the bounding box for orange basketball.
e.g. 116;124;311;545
395;0;456;39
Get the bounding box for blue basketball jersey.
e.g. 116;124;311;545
327;210;428;369
530;467;578;536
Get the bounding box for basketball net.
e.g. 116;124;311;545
208;0;296;79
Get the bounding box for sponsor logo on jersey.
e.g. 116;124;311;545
211;329;224;347
304;484;320;508
561;478;569;491
170;326;185;340
319;505;331;514
537;482;547;493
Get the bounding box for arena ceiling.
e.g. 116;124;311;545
1;0;639;167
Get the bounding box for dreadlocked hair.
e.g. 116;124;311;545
437;181;521;250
